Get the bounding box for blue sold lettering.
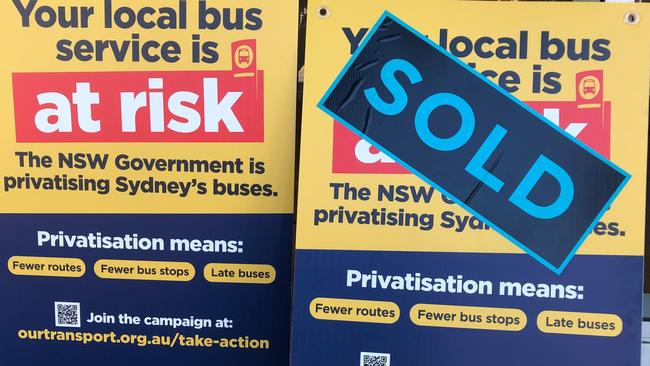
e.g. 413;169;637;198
363;58;422;116
509;155;574;219
363;58;574;219
415;93;475;152
465;124;507;192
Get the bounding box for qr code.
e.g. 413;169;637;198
361;352;390;366
54;302;80;328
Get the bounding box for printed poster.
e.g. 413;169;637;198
0;1;297;365
293;2;650;366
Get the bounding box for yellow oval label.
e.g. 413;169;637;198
94;259;194;281
537;310;622;337
8;256;85;278
410;304;527;331
309;297;400;324
204;263;276;284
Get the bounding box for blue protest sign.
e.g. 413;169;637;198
318;12;629;273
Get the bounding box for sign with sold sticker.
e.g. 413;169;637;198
0;1;297;365
319;12;628;274
292;2;649;366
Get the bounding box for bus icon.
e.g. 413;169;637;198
235;45;254;69
583;79;596;95
238;48;250;65
578;74;601;101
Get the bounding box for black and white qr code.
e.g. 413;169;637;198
361;352;390;366
55;302;80;328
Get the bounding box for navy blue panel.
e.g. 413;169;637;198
291;249;642;366
0;214;291;366
319;13;628;272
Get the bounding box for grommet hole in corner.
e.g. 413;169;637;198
317;6;330;19
624;11;639;25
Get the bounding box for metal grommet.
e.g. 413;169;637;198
317;5;331;19
624;11;639;25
